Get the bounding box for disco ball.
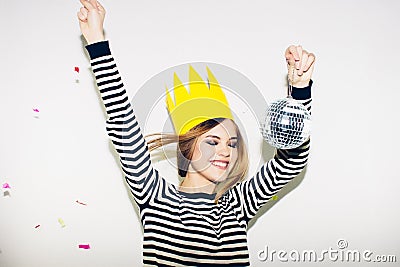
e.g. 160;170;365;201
261;97;311;149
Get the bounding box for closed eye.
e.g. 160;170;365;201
206;140;218;146
229;142;237;148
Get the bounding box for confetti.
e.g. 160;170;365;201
2;183;11;197
32;108;40;118
78;244;90;249
74;67;80;83
35;224;41;228
271;195;278;201
76;200;87;206
58;218;66;228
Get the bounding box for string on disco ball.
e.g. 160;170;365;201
261;67;311;149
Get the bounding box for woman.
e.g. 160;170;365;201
77;0;315;266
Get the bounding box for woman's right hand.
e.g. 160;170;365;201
77;0;106;44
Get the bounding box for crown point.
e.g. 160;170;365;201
206;67;222;95
173;72;189;105
189;66;209;97
188;65;201;80
173;72;182;87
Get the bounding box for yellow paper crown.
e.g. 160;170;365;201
166;66;233;135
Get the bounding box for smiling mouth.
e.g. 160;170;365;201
210;160;229;170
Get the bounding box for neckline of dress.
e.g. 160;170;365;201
177;190;216;200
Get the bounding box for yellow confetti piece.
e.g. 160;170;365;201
58;218;66;228
271;195;278;201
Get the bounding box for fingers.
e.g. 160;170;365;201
88;0;100;10
86;0;105;13
298;51;315;75
79;0;95;10
78;0;105;19
298;51;308;75
285;45;300;61
296;45;303;70
77;7;88;21
77;11;84;22
285;45;299;67
96;1;106;13
285;44;316;76
302;52;316;73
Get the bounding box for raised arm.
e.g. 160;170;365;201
77;0;159;206
229;45;315;224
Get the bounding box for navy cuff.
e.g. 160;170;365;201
291;80;313;100
85;40;111;60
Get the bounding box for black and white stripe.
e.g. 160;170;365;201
87;41;311;266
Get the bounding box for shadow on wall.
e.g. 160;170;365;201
248;140;307;230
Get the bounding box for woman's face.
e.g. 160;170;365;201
189;119;239;183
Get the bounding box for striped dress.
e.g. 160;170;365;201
86;40;312;266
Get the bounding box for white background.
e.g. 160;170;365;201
0;0;399;266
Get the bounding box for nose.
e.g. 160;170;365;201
217;144;230;157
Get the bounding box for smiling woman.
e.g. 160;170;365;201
147;116;248;200
77;0;314;265
189;120;239;184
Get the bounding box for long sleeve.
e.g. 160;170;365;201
86;41;159;207
228;82;312;224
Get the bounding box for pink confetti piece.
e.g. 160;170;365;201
78;244;90;249
2;183;10;189
33;108;39;113
35;224;41;228
76;200;87;206
74;66;80;73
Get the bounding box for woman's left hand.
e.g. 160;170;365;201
285;45;316;88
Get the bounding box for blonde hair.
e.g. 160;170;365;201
146;118;249;202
